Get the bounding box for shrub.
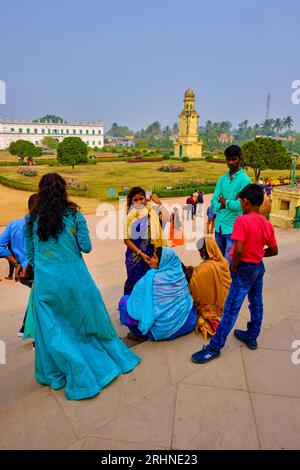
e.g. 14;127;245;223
64;177;87;191
17;167;38;177
158;164;184;172
182;156;189;162
162;155;170;160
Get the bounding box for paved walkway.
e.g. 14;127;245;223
0;199;300;450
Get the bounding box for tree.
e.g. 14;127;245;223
145;121;161;138
172;122;179;134
274;118;283;136
34;146;43;157
242;138;292;181
33;114;64;123
42;136;58;149
283;116;294;133
57;137;88;170
9;140;38;162
108;123;134;137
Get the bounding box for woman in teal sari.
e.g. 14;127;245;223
21;173;140;401
119;247;197;341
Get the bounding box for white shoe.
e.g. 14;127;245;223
17;331;24;338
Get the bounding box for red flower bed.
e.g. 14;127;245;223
126;157;163;163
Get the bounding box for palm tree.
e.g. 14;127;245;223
261;119;275;136
283;116;294;132
274;118;283;136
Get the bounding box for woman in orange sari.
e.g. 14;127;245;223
189;237;231;340
169;207;184;247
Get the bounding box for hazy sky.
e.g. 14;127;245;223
1;0;300;131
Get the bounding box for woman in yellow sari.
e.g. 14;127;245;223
189;237;231;340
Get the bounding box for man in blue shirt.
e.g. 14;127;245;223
211;145;251;261
0;194;36;336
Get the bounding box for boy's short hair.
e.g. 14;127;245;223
239;184;264;206
224;145;242;159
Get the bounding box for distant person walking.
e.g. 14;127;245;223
192;189;198;217
197;190;204;216
185;194;195;221
211;145;251;262
206;204;216;234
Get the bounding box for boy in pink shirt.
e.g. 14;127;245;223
192;184;278;363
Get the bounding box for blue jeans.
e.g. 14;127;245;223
210;261;265;352
215;231;234;262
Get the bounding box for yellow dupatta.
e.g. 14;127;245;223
125;203;167;248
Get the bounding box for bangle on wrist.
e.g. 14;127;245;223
137;249;141;256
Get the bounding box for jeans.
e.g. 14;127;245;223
210;261;265;352
215;231;234;262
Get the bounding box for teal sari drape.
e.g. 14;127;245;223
127;247;193;340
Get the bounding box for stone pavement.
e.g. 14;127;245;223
0;197;300;450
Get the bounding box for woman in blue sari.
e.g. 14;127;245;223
123;187;167;295
119;247;197;341
21;173;141;401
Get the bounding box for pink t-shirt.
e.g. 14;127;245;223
229;213;277;264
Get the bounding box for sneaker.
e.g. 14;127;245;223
234;329;257;350
191;345;220;364
18;325;25;338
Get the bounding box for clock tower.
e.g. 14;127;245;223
174;89;203;159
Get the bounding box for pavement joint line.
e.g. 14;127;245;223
170;383;179;450
84;435;170;450
64;438;86;450
50;388;81;441
240;347;262;450
249;391;300;400
86;385;175;440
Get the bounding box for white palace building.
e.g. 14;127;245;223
0;118;104;150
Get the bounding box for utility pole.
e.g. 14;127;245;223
265;92;271;121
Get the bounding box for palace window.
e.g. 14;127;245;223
42;129;45;134
48;129;51;134
61;129;64;134
66;129;69;134
27;129;30;134
86;130;89;134
73;130;76;134
92;141;95;145
98;130;101;135
86;141;89;145
79;130;82;134
19;128;22;133
34;129;38;134
92;130;95;135
10;128;15;132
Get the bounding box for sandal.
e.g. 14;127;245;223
126;332;148;343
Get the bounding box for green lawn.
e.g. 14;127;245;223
0;158;298;200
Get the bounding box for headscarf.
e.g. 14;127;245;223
124;203;167;248
127;247;193;340
189;237;231;339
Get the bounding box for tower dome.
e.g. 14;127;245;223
184;89;195;98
